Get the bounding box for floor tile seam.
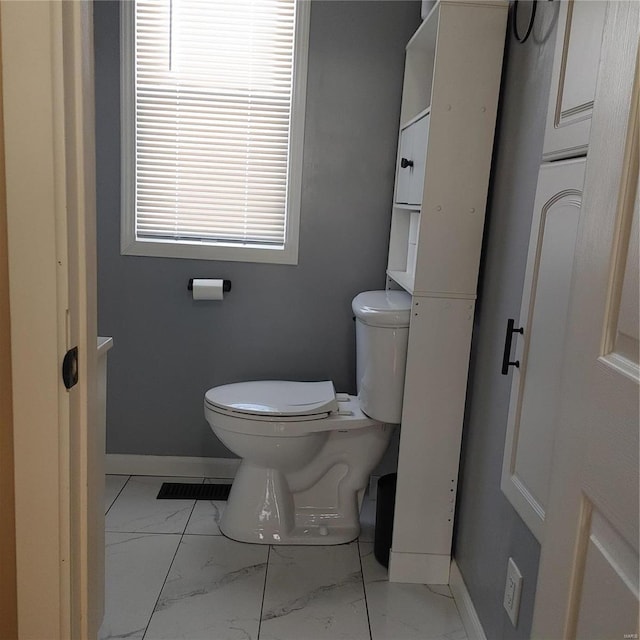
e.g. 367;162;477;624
256;544;272;640
357;539;374;640
179;531;224;537
140;477;205;640
139;534;183;640
105;529;189;536
104;475;131;517
125;473;207;479
107;476;206;535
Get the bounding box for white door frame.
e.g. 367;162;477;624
2;1;97;637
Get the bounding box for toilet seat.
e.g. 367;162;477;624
205;380;338;420
204;382;377;437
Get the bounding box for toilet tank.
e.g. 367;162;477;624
352;290;412;424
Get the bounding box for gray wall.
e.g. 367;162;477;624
95;1;420;457
453;3;560;640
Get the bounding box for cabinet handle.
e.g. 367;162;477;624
501;318;524;375
400;157;414;169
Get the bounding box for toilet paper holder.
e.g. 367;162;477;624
187;279;232;293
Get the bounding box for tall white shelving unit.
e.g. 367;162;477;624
387;0;508;584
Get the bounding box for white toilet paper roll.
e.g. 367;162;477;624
192;279;225;300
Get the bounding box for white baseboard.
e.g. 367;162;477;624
105;454;240;479
388;551;451;584
449;558;488;640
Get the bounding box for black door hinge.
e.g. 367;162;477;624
62;346;79;390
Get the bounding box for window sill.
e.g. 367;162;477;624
121;237;299;265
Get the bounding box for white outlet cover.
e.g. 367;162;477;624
503;557;523;626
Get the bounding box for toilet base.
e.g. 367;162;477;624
220;521;360;546
219;458;363;545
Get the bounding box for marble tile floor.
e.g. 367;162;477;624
100;474;468;640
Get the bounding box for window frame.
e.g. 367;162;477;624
119;0;310;265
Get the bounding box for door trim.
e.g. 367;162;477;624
2;2;97;636
0;15;17;635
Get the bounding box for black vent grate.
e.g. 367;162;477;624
156;482;231;500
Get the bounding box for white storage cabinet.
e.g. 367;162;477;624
386;0;508;584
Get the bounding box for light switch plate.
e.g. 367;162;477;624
503;557;523;626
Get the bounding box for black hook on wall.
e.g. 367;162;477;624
512;0;538;44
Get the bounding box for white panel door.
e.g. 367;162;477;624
501;158;585;541
533;3;639;637
542;0;607;161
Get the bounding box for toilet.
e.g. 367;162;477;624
204;290;412;545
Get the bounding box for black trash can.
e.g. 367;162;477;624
374;473;397;567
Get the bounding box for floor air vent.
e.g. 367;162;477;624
156;482;232;501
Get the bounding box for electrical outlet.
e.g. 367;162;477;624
503;557;523;627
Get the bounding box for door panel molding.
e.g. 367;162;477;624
543;0;607;161
603;79;639;377
567;502;639;640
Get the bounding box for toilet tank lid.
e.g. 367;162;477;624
352;290;412;327
205;380;339;417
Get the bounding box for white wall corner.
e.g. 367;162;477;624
105;454;240;479
449;559;488;640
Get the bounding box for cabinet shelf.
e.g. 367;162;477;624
400;106;431;132
400;5;438;125
387;208;420;292
386;269;415;294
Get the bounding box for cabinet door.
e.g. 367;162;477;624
542;0;606;161
395;126;413;205
501;158;586;541
395;113;429;206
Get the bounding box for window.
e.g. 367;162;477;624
120;0;310;264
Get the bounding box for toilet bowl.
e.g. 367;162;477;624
204;290;412;545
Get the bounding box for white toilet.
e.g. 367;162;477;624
204;290;412;545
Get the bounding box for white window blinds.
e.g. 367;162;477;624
124;0;308;261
